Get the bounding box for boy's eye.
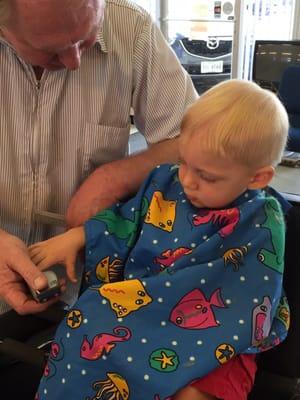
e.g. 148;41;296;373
198;174;217;183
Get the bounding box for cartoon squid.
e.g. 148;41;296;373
223;245;248;271
90;373;129;400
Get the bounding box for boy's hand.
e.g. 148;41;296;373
28;227;85;283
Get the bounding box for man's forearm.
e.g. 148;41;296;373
66;138;179;227
101;137;179;199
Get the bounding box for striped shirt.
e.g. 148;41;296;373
0;0;197;312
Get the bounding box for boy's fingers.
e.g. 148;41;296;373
65;258;77;283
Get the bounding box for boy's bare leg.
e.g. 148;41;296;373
173;386;217;400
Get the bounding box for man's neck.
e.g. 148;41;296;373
33;66;44;80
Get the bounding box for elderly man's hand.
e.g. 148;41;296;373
0;230;60;314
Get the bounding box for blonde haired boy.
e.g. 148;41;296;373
31;80;289;400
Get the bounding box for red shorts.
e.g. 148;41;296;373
190;354;257;400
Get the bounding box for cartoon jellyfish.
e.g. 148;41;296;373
91;372;130;400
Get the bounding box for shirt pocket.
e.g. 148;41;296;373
82;123;130;176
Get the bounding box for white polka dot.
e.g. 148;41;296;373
141;338;147;343
81;370;86;375
62;378;66;384
245;193;249;198
147;267;151;271
131;207;135;212
203;235;208;240
206;238;210;241
67;364;71;370
248;199;253;203
200;279;206;284
182;199;187;203
191;243;196;248
102;299;107;305
104;231;109;236
141;230;144;235
253;298;259;303
66;333;70;338
171;263;175;267
117;318;123;322
172;341;178;346
255;224;260;228
161;321;167;326
174;238;179;243
102;355;107;360
44;389;48;395
142;281;147;286
264;275;269;281
247;242;252;246
239;320;245;324
208;262;213;267
144;375;150;380
271;331;276;336
156;165;161;169
114;253;119;257
157;297;163;303
226;299;232;305
153;240;158;244
220;244;224;248
191;258;196;262
240;276;246;281
128;274;133;279
180;192;183;195
130;258;135;263
197;340;203;345
165;281;171;287
83;318;88;324
127;356;133;362
189;356;196;362
233;335;239;341
88;250;92;255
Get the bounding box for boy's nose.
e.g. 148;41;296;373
181;169;198;190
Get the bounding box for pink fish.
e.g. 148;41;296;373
193;208;240;237
169;288;226;329
80;326;131;360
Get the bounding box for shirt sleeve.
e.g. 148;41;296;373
132;14;198;144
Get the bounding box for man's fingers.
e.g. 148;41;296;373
10;254;48;291
5;286;60;315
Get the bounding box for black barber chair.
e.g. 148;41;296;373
249;205;300;399
1;206;300;400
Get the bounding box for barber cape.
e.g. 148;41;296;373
37;164;289;400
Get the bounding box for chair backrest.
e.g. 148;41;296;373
278;66;300;128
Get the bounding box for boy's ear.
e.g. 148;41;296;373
247;166;275;190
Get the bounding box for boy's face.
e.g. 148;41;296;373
178;133;256;209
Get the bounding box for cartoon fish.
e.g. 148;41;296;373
169;288;226;329
251;296;272;345
193;208;240;237
154;247;192;270
80;326;131;360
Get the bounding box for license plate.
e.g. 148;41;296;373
201;60;223;73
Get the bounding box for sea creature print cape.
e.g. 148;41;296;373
37;164;289;400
